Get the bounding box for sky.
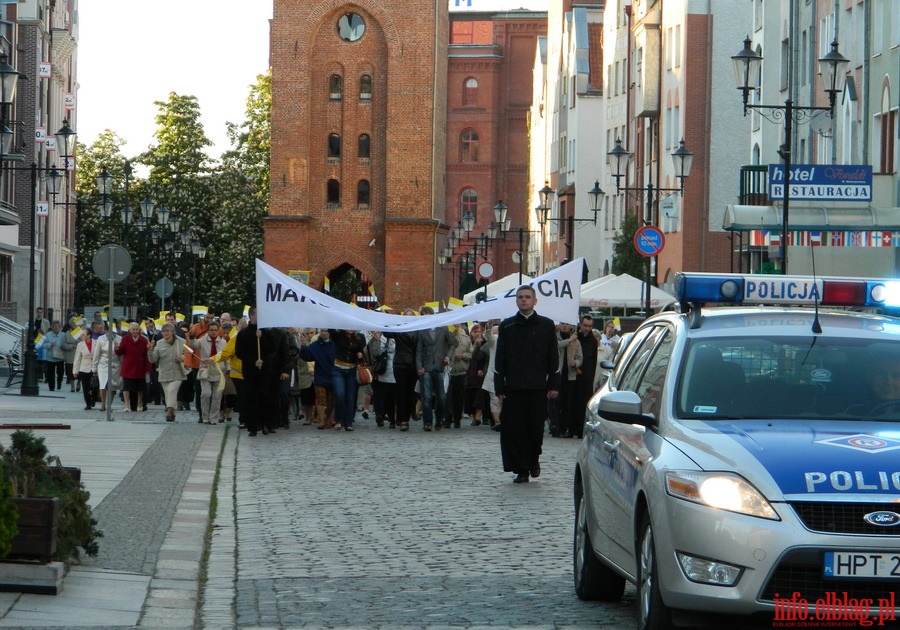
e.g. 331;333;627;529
75;1;546;160
76;1;273;159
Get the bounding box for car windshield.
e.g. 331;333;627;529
676;336;900;420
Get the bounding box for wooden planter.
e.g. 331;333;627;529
7;497;59;563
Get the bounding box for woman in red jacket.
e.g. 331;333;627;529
116;321;150;412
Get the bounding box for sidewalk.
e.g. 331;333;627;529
0;379;227;628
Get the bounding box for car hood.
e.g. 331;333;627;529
668;419;900;499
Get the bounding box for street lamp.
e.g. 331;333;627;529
607;137;693;316
731;36;849;274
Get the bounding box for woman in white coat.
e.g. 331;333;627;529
91;330;121;412
149;323;188;422
72;329;97;410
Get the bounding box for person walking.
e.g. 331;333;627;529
481;321;502;430
464;323;489;426
91;327;120;412
116;322;150;413
72;329;97;410
190;322;226;425
445;324;472;429
552;322;583;438
328;329;367;431
384;309;419;432
569;315;598;439
148;323;188;422
40;320;71;391
415;307;457;432
299;328;337;429
62;316;80;392
234;307;290;436
494;285;560;483
213;318;248;427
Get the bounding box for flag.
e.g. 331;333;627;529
323;277;330;294
612;317;621;331
849;232;864;247
34;332;44;345
830;231;845;247
69;326;82;340
154;317;165;327
809;231;823;246
892;232;900;248
159;311;169;319
192;305;208;316
139;321;147;333
768;231;781;246
881;232;893;247
423;301;440;311
750;230;766;247
100;311;108;322
446;297;464;311
175;312;187;323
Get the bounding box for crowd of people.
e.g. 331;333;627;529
28;295;621;477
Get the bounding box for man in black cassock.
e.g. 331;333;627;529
494;285;561;483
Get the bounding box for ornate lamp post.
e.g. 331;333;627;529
731;36;849;274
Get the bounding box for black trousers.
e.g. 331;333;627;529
45;361;65;390
500;389;547;475
570;379;594;438
78;372;95;407
393;366;418;424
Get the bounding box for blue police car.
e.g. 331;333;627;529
574;273;900;629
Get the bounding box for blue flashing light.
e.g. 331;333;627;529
676;273;745;304
867;281;900;309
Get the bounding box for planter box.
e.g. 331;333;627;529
7;497;59;563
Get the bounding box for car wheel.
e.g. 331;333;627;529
574;489;625;601
638;514;673;630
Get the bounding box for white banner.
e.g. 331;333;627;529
256;258;583;331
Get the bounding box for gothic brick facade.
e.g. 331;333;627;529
268;0;449;310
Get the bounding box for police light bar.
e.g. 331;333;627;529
675;273;900;310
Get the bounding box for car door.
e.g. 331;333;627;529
584;325;661;561
600;325;672;571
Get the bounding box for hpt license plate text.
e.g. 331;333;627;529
824;552;900;579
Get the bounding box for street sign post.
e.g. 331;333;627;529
634;225;665;258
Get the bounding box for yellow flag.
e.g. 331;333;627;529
424;301;439;310
69;326;82;340
447;297;464;311
242;305;251;318
34;332;44;345
613;317;621;330
192;305;208;316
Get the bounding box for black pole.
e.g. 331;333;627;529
518;228;523;284
20;162;40;396
645;182;653;317
122;160;132;317
781;98;792;275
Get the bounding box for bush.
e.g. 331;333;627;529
0;430;102;564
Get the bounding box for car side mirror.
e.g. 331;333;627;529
597;390;656;427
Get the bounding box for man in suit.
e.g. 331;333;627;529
415;306;458;432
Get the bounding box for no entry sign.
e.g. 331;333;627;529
634;225;665;257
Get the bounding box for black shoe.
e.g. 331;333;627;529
362;411;369;419
513;473;529;484
491;423;502;432
549;426;560;437
268;428;277;434
261;427;269;435
530;465;541;478
376;420;384;427
166;415;175;422
248;431;258;436
83;405;91;410
388;422;396;429
197;418;203;424
434;422;443;432
423;424;432;432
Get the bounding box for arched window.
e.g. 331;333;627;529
357;180;370;205
358;134;370;159
460;129;479;162
360;74;372;100
328;134;341;158
460;187;477;222
327;179;341;205
463;77;478;106
329;74;343;100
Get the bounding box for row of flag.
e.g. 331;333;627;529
750;230;900;247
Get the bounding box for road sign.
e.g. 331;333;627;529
154;277;174;298
634;225;665;257
478;262;494;279
92;244;131;283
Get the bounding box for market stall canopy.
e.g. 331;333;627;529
462;272;534;305
580;273;676;310
723;204;900;231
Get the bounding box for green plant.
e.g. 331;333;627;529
0;476;17;559
0;431;102;564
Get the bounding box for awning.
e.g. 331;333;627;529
723;204;900;232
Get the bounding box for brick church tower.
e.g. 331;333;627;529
267;1;449;309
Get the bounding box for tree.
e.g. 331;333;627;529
207;72;271;310
610;210;647;279
73;131;135;310
139;93;216;315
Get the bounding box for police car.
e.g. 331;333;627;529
574;272;900;629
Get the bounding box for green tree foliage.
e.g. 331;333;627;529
139;93;216;314
0;475;16;560
206;72;270;310
73;131;131;311
610;210;648;279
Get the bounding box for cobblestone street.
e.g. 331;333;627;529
203;418;638;629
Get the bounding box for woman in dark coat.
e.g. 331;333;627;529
384;308;420;431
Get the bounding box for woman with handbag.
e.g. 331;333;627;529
72;329;97;410
149;323;188;422
91;328;121;412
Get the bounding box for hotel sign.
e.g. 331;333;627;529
768;164;872;202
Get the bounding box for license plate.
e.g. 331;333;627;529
824;552;900;579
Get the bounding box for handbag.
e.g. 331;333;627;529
356;365;373;385
90;372;99;390
372;351;388;375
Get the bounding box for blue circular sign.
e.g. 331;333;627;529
634;226;665;257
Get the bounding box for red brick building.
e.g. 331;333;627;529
443;10;547;298
267;1;449;309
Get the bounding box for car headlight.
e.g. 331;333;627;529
665;471;780;520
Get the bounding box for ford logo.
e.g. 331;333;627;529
863;511;900;527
